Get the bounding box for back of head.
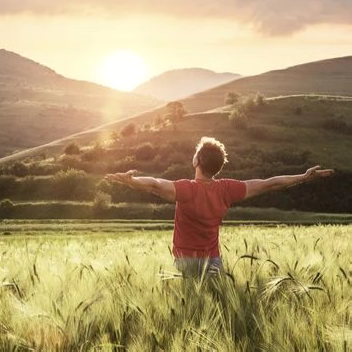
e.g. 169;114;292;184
195;137;228;177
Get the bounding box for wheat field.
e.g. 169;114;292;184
0;224;350;351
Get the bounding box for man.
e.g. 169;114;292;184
105;137;334;277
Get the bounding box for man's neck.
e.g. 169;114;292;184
195;168;213;181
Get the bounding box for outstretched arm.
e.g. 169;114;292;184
105;170;176;202
244;165;334;199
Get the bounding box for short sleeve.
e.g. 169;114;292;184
222;179;247;205
173;179;192;203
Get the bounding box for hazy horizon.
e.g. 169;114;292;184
1;1;352;91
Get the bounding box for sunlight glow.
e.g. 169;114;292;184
101;50;147;91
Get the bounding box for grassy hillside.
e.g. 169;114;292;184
12;94;352;169
134;68;241;101
182;56;352;113
2;55;352;164
0;49;161;157
0;95;351;214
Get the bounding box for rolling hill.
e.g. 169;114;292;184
0;49;161;157
182;56;352;113
1;55;352;167
1;55;352;217
0;95;351;215
134;68;241;101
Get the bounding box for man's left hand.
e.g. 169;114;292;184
104;170;138;185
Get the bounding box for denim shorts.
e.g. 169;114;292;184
174;257;223;277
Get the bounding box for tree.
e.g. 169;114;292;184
164;101;186;123
254;93;267;107
135;142;156;161
241;96;256;112
225;92;240;105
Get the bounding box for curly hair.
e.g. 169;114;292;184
194;137;228;177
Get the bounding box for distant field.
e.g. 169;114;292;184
0;224;350;350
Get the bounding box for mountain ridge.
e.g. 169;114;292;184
181;55;352;113
0;49;161;157
134;67;241;101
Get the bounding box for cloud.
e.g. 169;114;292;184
1;0;352;35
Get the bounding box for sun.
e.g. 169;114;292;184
101;50;147;91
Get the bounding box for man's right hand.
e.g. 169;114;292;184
244;165;335;199
304;165;335;182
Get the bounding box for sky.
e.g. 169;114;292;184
1;0;352;90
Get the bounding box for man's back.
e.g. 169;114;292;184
173;178;246;258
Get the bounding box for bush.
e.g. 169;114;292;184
142;123;151;132
229;109;249;129
81;144;106;162
110;131;119;143
158;141;193;162
16;176;55;200
162;163;193;180
27;160;61;176
154;115;163;127
294;107;303;115
247;126;269;140
135;142;156;161
254;93;267;107
53;169;95;200
60;155;82;170
11;202;92;219
9;162;29;177
120;122;137;137
322;117;350;133
97;179;113;194
0;199;14;218
167;151;188;164
114;156;139;173
0;175;17;198
262;149;311;165
0;199;14;208
93;191;112;214
64;142;81;155
235;94;267;114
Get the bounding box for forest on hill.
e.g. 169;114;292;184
1;94;351;219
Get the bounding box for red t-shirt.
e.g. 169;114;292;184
172;178;247;258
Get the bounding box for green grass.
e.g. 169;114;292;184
0;224;350;350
